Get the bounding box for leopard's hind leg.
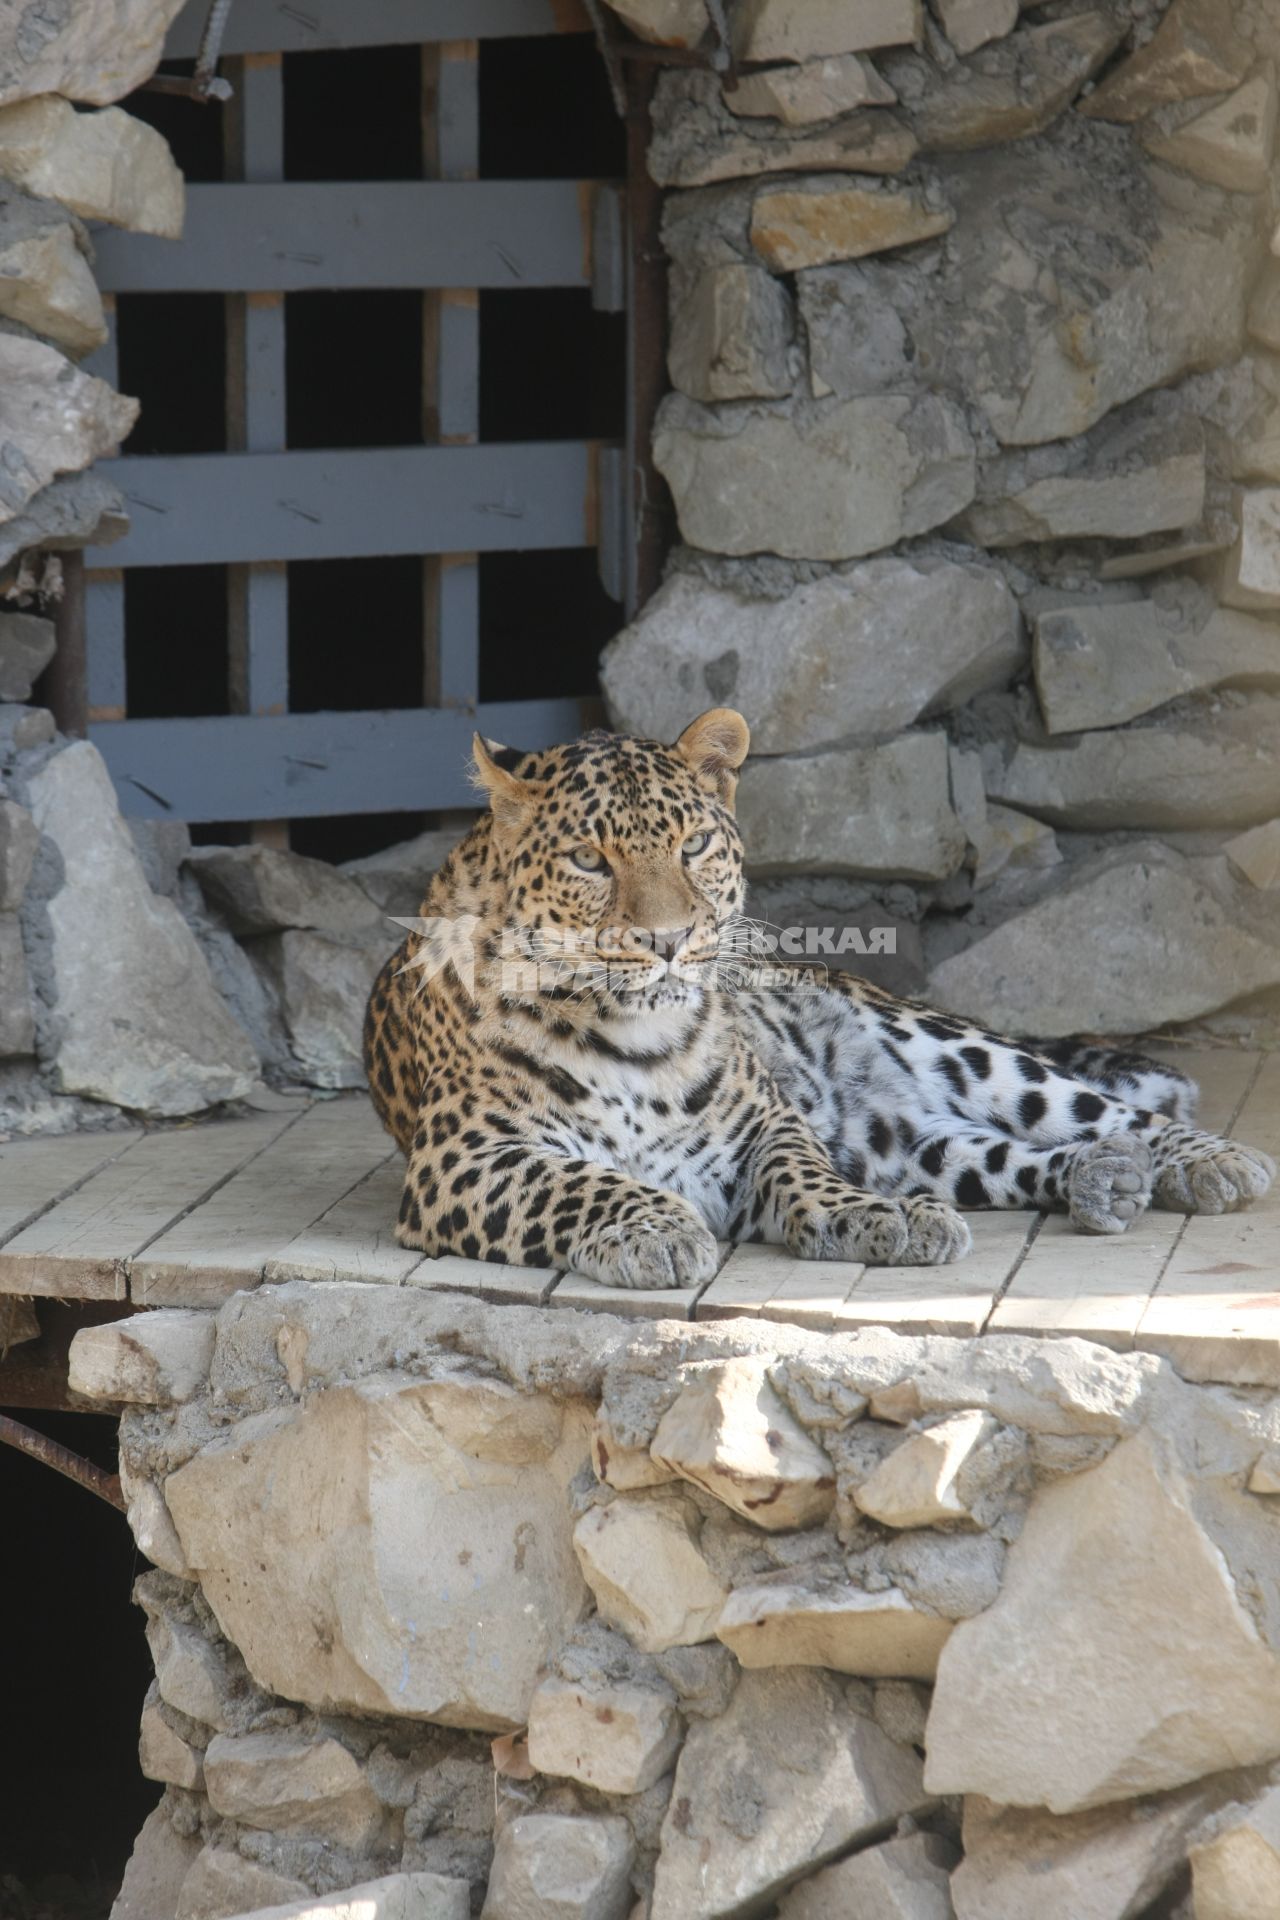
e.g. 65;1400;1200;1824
1022;1036;1197;1123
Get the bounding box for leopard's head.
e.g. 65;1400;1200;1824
471;709;750;1012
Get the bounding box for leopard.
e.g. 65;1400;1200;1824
363;708;1274;1289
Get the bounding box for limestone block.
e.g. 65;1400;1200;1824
603;0;707;45
70;1311;215;1406
482;1814;635;1920
1249;1449;1280;1493
139;1691;204;1791
592;1402;677;1490
0;336;136;527
654;390;974;560
0;911;34;1054
0;795;37;905
1080;0;1251;123
0;198;106;354
175;1849;310;1920
18;742;259;1114
777;1832;955;1918
144;1614;232;1733
0;96;183;237
1220;489;1280;610
970;804;1059;894
572;1497;727;1652
734;0;923;59
341;825;462;917
855;1410;997;1528
527;1671;682;1794
667;262;793;402
1248;265;1280;352
737;732;966;883
932;0;1017;56
651;1668;929;1920
924;1428;1280;1811
725;54;896;124
109;1805;201;1920
750;177;952;269
716;1566;953;1678
204;1729;383;1850
188;843;386;937
649;68;917;188
0;0;187;109
989;703;1280;831
121;1468;193;1577
651;1355;836;1530
901;11;1124;152
1144;69;1277;193
0;469;128;571
225;1881;470;1920
0;612;54;702
1032;593;1280;735
1191;1783;1280;1919
931;843;1280;1036
602;558;1022;754
249;925;399;1090
166;1372;591;1730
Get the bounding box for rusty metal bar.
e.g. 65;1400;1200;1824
0;1413;126;1510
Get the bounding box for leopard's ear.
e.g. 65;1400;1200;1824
471;733;538;830
673;708;750;806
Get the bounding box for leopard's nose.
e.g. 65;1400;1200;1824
653;925;694;961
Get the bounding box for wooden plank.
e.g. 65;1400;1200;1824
0;1112;298;1301
131;1098;390;1305
697;1243;813;1322
835;1212;1037;1339
165;0;591;57
759;1259;867;1334
91;699;586;821
551;1271;712;1322
0;1131;143;1262
404;1255;561;1308
93;181;596;294
264;1157;424;1286
87;441;604;568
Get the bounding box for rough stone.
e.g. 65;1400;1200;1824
952;406;1205;549
143;1610;233;1734
603;0;707;45
1225;819;1280;890
1143;69;1277;194
230;1880;471;1920
0;335;136;527
653;391;974;559
725;54;896;125
572;1496;728;1652
341;826;462;918
750;176;952;270
0;95;183;236
129;818;192;899
855;1410;997;1528
1249;1449;1280;1494
601;558;1022;752
69;1310;215;1406
188;843;385;937
0;611;54;701
0;187;106;353
0;795;37;905
166;1370;591;1730
527;1671;682;1794
924;1427;1280;1811
651;1667;929;1920
1248;264;1280;352
0;0;187;109
667;261;793;402
248;924;399;1089
733;0;924;60
109;1805;201;1920
1220;488;1280;609
777;1832;955;1919
1079;0;1251;124
19;742;259;1114
122;1469;193;1577
139;1691;204;1791
970;803;1059;894
990;702;1280;831
737;732;965;882
1032;590;1280;734
204;1728;384;1850
175;1848;310;1920
896;11;1124;152
649;69;917;189
715;1563;952;1678
0;469;128;570
1190;1783;1280;1920
651;1355;836;1530
931;842;1280;1036
0;910;34;1054
931;0;1017;56
592;1396;678;1492
482;1814;634;1920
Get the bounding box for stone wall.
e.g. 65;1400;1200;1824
601;0;1280;1042
73;1280;1280;1919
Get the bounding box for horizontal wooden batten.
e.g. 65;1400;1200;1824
89;700;591;818
88;441;609;568
165;0;590;56
94;181;600;294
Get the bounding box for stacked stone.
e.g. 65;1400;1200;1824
602;0;1280;1041
76;1281;1280;1918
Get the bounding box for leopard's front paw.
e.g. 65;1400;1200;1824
1069;1133;1152;1235
900;1195;972;1265
582;1215;721;1290
790;1195;970;1266
1154;1137;1276;1215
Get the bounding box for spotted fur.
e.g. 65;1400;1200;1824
364;711;1274;1288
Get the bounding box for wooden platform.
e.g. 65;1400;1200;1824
2;1047;1277;1387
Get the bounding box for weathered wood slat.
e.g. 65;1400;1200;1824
404;1255;560;1308
0;1112;298;1301
836;1212;1037;1339
0;1131;143;1274
94;181;597;295
131;1098;390;1305
91;698;587;821
264;1157;424;1286
87;442;605;569
165;0;590;56
551;1270;711;1322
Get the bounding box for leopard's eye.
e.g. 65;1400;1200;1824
683;830;712;858
570;845;609;874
